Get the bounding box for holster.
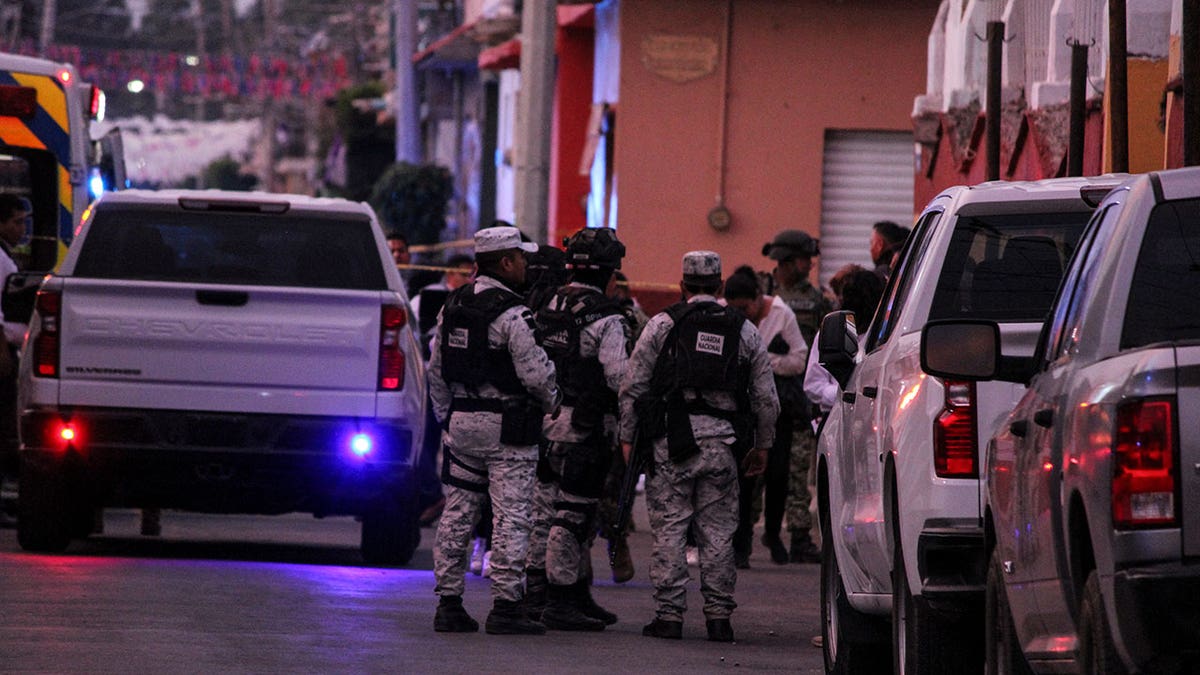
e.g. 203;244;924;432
500;398;544;445
665;394;700;463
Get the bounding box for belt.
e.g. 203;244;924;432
450;397;504;413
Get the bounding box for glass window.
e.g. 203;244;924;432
1044;203;1123;363
1121;197;1200;349
928;211;1090;323
74;207;387;291
865;210;940;352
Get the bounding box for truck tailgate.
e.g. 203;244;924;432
56;279;383;416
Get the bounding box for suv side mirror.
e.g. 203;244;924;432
818;310;858;389
921;319;1039;384
2;271;47;325
921;320;1000;380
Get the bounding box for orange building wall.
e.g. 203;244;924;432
615;0;938;289
1104;58;1169;174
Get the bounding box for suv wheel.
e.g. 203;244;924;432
360;492;420;566
821;504;888;674
1079;570;1128;675
985;548;1031;675
16;463;73;553
891;516;981;674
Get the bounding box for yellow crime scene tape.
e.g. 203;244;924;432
395;261;679;291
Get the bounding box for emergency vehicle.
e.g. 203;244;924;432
0;52;114;271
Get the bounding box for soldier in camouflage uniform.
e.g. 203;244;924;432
619;251;779;643
762;230;830;563
428;226;561;635
526;227;628;632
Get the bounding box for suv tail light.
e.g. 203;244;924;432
32;288;62;378
1113;397;1177;528
934;380;978;478
378;305;406;390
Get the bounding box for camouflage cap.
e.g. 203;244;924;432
682;250;722;284
475;226;539;254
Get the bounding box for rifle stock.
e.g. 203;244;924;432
610;430;648;566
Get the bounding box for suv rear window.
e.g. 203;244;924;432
73;206;387;290
929;211;1089;322
1122;197;1200;349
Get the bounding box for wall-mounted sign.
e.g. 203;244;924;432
640;34;719;84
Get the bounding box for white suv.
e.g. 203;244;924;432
14;190;427;564
925;166;1200;673
816;176;1121;673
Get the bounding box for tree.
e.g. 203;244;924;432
331;81;396;203
369;162;453;246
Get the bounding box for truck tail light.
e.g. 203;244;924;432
934;380;978;478
32;289;62;378
378;305;406;391
1113;398;1177;528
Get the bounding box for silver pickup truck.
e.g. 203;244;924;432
924;166;1200;673
12;190;427;564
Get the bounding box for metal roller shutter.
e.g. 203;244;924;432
818;130;915;289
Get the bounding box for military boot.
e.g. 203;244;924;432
706;618;735;643
641;618;683;640
541;584;605;631
575;580;618;626
524;567;548;620
608;537;635;583
433;595;479;633
789;532;821;564
485;598;546;635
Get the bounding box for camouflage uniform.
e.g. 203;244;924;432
774;279;830;543
527;283;628;586
428;274;560;604
619;253;779;624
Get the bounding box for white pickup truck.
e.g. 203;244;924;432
925;166;1200;673
12;190;427;564
816;176;1122;674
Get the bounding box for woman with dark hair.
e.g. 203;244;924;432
723;265;809;567
804;264;884;424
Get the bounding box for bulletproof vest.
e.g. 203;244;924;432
536;286;622;410
666;301;745;395
439;283;526;395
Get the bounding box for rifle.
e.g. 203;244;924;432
610;428;648;566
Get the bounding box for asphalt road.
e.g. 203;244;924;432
0;504;826;673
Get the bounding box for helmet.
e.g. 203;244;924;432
526;244;566;273
563;227;625;270
762;229;819;259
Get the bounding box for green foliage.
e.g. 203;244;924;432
368;163;453;246
201;156;259;191
331;81;396;203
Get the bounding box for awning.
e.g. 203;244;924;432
477;5;595;71
479;39;521;71
412;20;481;70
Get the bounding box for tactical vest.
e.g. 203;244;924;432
666;301;746;406
536;286;622;412
439;283;526;395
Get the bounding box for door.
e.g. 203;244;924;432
818;129;915;288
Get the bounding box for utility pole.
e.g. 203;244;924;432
38;0;55;56
514;0;556;243
1185;0;1200;166
1108;0;1129;172
394;0;420;163
195;0;207;123
985;20;1003;181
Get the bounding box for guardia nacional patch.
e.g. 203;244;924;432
696;331;725;356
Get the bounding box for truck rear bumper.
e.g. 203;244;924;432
20;407;416;515
1111;563;1200;671
917;518;986;609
